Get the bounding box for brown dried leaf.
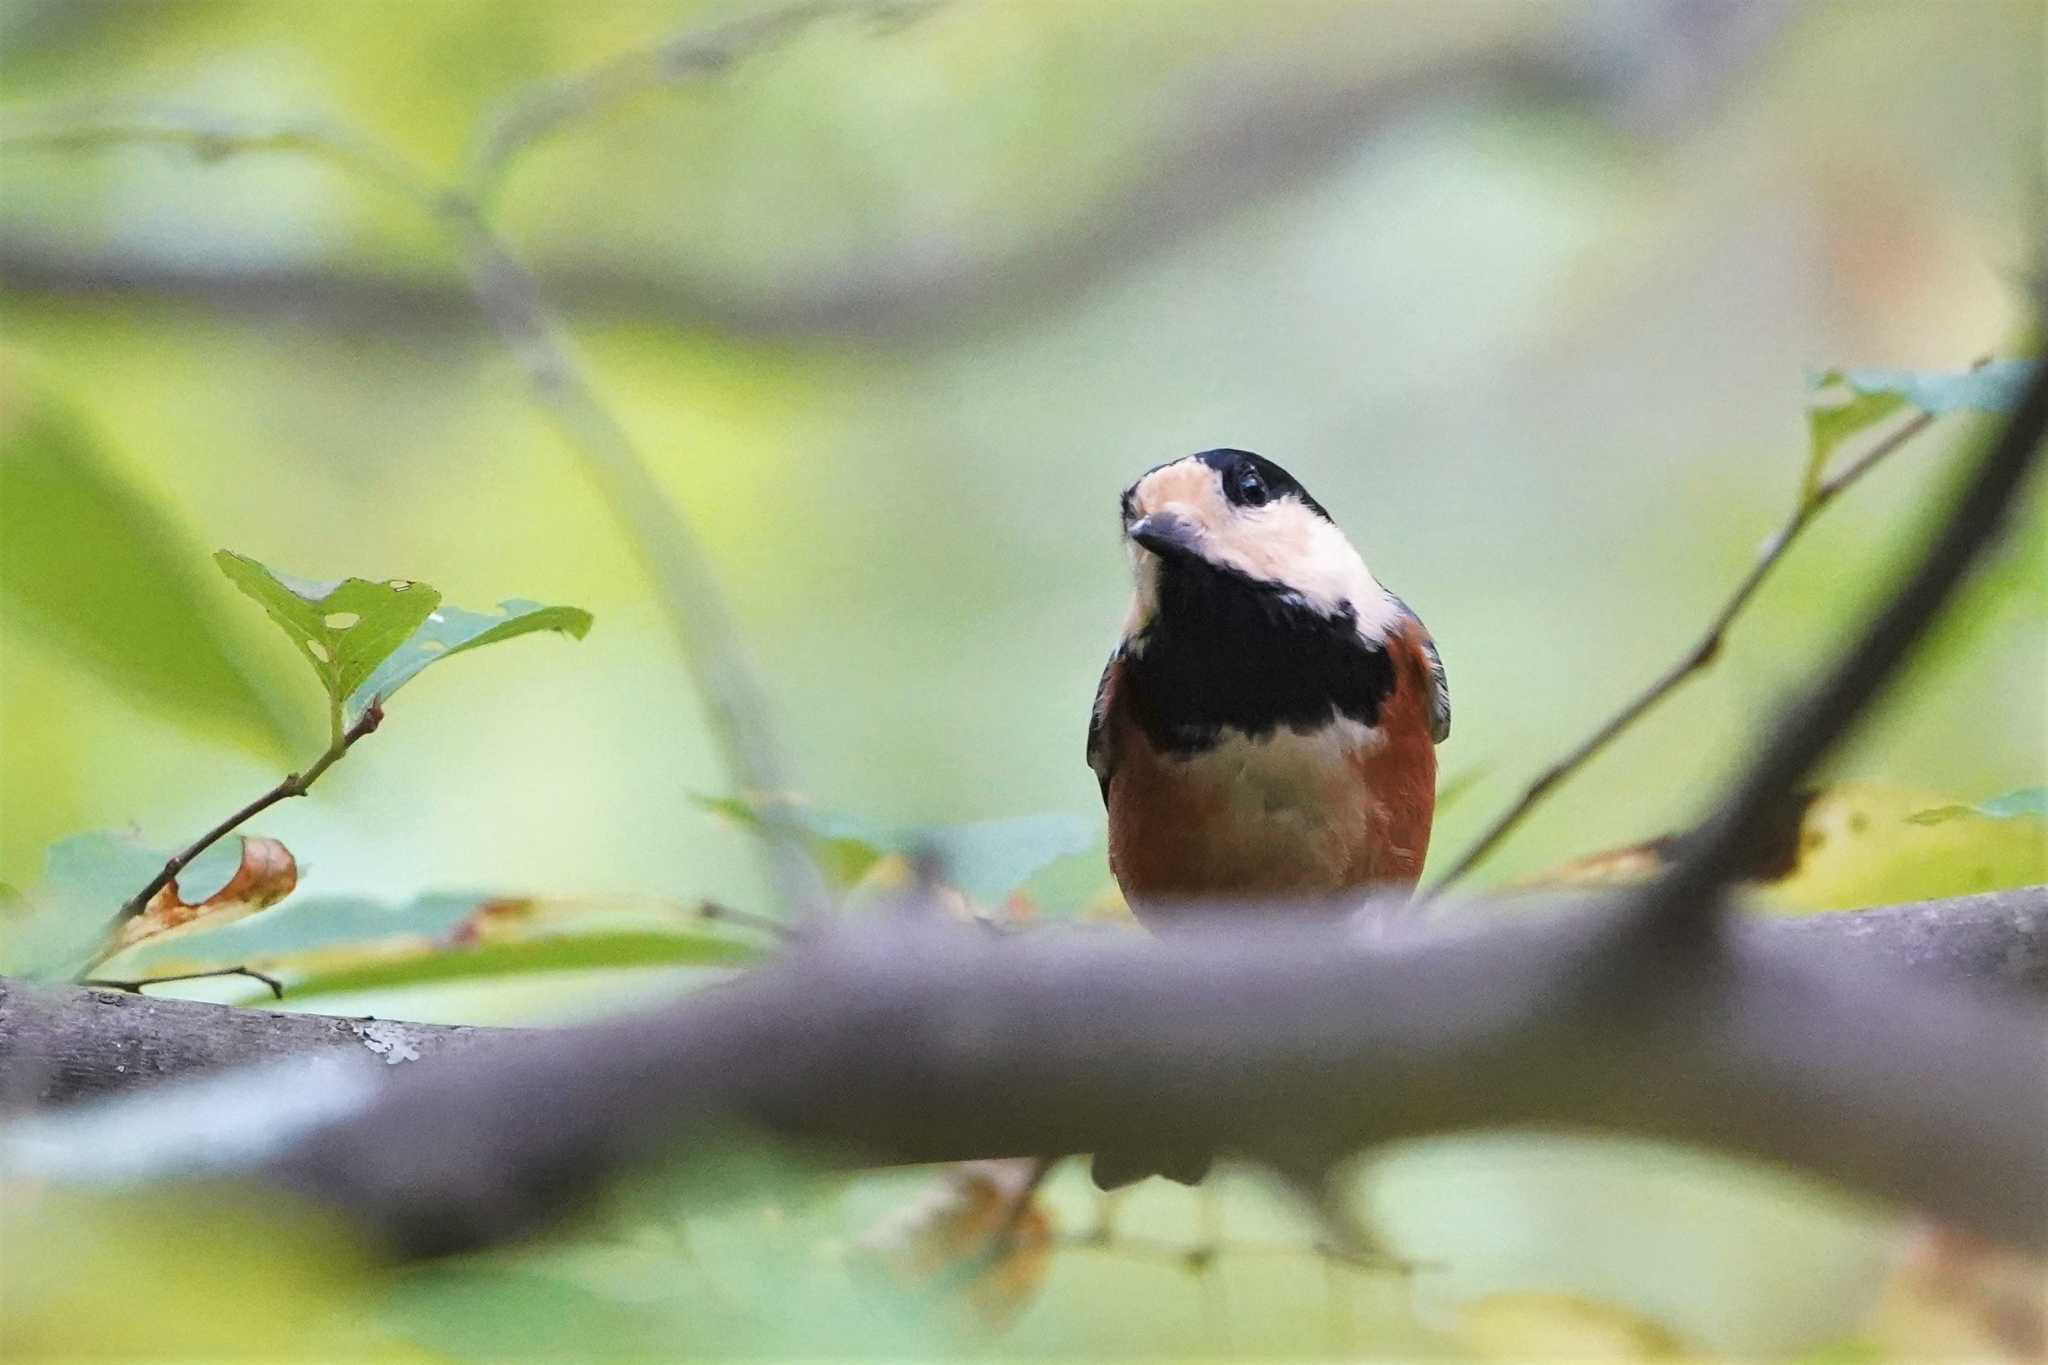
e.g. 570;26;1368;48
113;836;297;950
851;1159;1053;1338
1867;1220;2048;1360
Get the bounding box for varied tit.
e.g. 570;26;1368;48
1088;449;1450;925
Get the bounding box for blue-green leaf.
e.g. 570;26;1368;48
1826;359;2037;415
700;795;1096;905
1907;786;2048;826
2;831;164;977
1803;359;2038;503
347;599;593;718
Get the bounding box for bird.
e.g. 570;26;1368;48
1085;449;1449;1186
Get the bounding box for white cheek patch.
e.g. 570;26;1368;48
1122;544;1160;644
1121;456;1400;645
1199;504;1400;642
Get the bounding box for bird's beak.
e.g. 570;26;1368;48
1127;509;1200;559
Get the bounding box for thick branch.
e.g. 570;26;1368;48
0;978;512;1108
6;887;2042;1108
4;887;2044;1257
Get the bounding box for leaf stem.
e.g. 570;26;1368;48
103;701;384;938
1429;401;1948;892
82;965;286;1000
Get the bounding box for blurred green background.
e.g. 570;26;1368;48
2;0;2042;914
2;0;2044;1356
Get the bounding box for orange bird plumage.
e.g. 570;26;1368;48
1088;449;1449;926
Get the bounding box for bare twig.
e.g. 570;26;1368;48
0;105;447;216
107;702;385;934
697;899;799;939
445;213;829;918
468;0;934;201
80;966;285;1001
1641;355;2048;938
0;4;1785;344
1434;385;1974;891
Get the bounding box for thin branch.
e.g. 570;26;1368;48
106;702;384;934
1433;405;1950;890
0;4;1786;344
1;106;829;921
443;212;830;919
697;899;800;939
1645;354;2048;938
468;0;934;201
80;966;285;1001
0;105;448;217
4;887;2044;1257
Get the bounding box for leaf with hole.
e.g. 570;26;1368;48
215;553;593;726
109;835;298;953
348;599;593;718
214;551;442;724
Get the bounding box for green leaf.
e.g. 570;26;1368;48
214;551;441;724
213;552;593;727
1752;780;2048;912
1906;786;2048;826
103;890;765;994
275;930;754;1000
695;795;888;889
1;831;164;977
909;813;1100;904
347;599;593;718
1803;370;1907;502
699;796;1096;905
106;890;488;977
1803;360;2040;503
0;354;292;754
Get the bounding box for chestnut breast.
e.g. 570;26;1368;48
1100;614;1440;922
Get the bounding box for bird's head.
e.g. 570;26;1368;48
1119;448;1397;640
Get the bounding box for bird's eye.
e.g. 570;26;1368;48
1234;466;1269;507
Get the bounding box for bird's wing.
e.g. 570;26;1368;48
1086;647;1125;803
1390;597;1451;744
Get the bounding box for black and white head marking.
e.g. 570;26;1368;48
1114;449;1401;755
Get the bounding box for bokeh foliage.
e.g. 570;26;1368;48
1;0;2043;1358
